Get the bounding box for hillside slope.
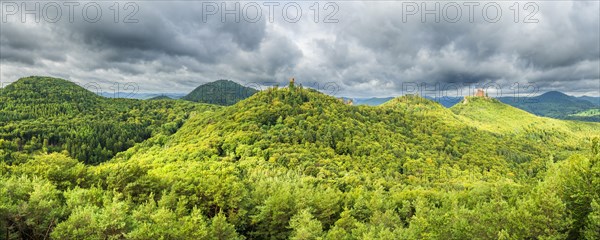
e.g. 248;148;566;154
99;86;599;239
0;76;214;164
452;96;598;135
182;79;258;105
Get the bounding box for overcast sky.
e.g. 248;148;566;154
1;1;599;97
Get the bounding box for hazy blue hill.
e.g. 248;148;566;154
425;96;462;107
353;97;394;106
343;96;460;107
539;91;572;99
99;92;186;99
578;96;600;106
497;91;598;121
147;95;173;100
182;79;258;105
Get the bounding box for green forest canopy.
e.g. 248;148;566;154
181;79;259;106
1;76;599;239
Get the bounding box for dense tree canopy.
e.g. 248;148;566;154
0;76;217;164
182;79;258;106
1;77;599;239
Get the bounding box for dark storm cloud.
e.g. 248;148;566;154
0;47;36;65
0;1;598;96
61;2;267;65
220;19;266;51
0;24;67;65
300;1;599;96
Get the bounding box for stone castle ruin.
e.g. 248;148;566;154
475;89;485;97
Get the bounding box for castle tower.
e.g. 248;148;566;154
475;89;485;97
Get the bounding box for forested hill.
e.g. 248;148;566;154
2;76;101;101
453;96;598;135
103;85;598;239
1;76;102;115
345;92;600;122
0;76;217;164
1;79;600;239
182;79;258;105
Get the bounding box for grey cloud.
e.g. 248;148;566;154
0;24;67;65
66;3;266;64
220;19;266;51
303;1;599;96
0;1;598;96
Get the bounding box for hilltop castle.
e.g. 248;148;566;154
475;89;485;97
462;88;488;104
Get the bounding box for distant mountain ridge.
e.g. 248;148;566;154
344;91;599;122
424;96;463;107
339;97;394;106
99;92;186;100
578;96;600;106
497;91;598;121
147;95;173;100
19;78;600;122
